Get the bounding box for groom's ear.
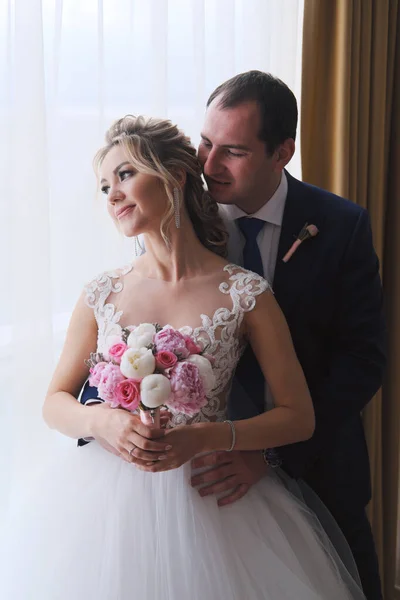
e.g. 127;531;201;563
274;139;295;172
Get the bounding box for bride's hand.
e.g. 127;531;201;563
134;424;207;472
91;404;172;465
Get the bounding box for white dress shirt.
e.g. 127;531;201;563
219;172;288;285
218;171;288;410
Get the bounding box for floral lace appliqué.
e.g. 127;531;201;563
84;264;133;349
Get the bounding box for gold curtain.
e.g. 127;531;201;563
301;0;400;596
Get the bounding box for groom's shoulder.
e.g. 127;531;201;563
288;173;365;221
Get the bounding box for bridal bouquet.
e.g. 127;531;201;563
85;324;215;425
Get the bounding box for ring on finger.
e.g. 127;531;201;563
129;445;137;456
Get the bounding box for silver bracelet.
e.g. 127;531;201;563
224;420;236;452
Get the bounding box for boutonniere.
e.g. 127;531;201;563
282;223;319;263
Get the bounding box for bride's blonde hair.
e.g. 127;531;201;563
94;115;228;257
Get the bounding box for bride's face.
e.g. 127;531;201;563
100;145;170;238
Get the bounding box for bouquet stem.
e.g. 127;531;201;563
140;406;161;428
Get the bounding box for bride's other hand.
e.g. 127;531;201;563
133;423;207;472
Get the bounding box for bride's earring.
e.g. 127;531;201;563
173;187;181;229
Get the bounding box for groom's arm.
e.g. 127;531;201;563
80;380;102;406
278;208;386;478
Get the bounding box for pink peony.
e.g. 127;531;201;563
183;334;202;355
168;361;207;417
114;379;140;411
89;362;107;387
108;342;128;364
154;327;190;358
155;350;178;370
97;363;125;404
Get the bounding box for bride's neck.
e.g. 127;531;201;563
136;221;216;283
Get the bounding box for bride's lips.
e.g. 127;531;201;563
116;205;136;219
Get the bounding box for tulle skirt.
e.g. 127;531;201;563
0;441;365;599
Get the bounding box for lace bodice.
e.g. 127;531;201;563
84;263;270;426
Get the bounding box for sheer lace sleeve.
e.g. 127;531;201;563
83;265;133;353
221;264;272;322
84;265;132;321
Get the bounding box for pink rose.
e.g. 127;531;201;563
98;363;125;404
114;379;140;411
183;334;202;355
89;362;107;387
155;350;178;370
168;362;207;417
154;327;190;358
108;342;128;364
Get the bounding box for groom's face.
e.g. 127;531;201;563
198;98;282;213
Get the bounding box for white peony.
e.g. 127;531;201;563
120;347;155;380
140;374;171;408
186;354;215;393
127;323;156;350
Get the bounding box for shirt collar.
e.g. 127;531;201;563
219;171;288;226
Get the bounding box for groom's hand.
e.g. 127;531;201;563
190;450;269;507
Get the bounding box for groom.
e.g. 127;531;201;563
194;71;386;600
80;72;386;599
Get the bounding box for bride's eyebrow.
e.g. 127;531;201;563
100;161;131;184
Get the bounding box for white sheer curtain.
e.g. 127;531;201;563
0;0;304;510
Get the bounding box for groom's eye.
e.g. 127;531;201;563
227;150;245;157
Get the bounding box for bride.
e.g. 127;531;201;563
0;115;365;599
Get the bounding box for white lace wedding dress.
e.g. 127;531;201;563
0;264;365;599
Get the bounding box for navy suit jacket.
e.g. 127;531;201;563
231;171;385;511
80;171;386;512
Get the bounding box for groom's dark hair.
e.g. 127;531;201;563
206;70;298;155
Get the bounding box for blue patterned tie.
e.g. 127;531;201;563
235;217;266;414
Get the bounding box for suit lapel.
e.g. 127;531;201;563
273;172;326;317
